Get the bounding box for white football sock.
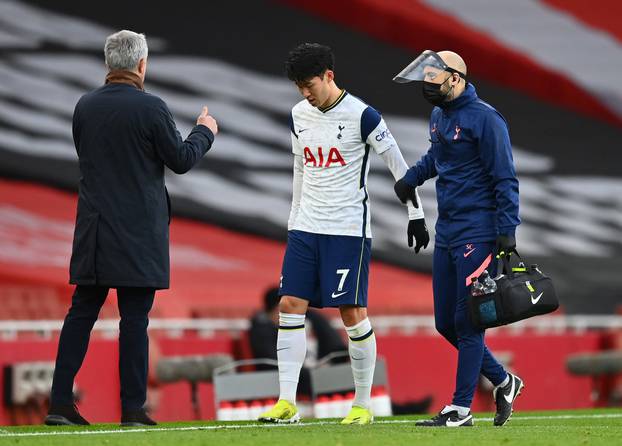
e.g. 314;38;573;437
498;374;510;388
442;404;470;417
345;318;376;410
277;312;306;404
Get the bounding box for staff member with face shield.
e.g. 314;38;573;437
392;50;523;427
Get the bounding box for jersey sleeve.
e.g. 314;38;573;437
407;190;424;220
287;154;304;230
363;106;426;219
361;106;396;155
379;146;425;220
289;111;303;155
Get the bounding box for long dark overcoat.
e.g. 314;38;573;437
69;78;214;289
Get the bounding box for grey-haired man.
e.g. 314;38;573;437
45;30;217;427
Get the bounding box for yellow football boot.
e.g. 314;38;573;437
341;406;373;425
258;399;300;423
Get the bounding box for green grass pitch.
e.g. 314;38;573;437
0;409;620;446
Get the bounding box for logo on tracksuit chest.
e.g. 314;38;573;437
430;122;462;142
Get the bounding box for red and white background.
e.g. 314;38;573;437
0;0;621;423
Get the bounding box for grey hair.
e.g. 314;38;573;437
104;30;148;71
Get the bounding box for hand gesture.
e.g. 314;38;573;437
197;106;218;135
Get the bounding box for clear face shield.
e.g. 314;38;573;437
392;50;465;84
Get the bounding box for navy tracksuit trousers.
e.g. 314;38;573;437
433;241;508;407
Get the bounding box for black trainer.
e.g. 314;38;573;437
493;372;524;426
44;404;90;426
416;409;473;427
121;408;157;427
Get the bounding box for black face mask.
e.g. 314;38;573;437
422;77;452;106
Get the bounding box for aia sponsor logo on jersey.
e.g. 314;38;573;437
303;147;346;167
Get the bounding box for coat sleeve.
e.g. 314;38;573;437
477;111;520;237
72;100;81;156
403;146;438;186
151;100;215;174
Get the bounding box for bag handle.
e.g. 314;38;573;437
497;248;523;279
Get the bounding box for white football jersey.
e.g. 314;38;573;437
288;91;400;238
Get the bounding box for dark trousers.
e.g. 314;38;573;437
50;285;155;411
433;242;507;408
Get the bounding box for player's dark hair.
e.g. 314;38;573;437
285;43;335;83
263;286;281;312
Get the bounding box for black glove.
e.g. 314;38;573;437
496;235;516;258
408;218;430;253
394;178;419;208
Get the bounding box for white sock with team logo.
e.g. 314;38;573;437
277;313;306;404
345;318;376;410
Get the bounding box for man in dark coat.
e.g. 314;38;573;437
44;30;218;427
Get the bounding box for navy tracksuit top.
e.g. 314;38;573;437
403;83;520;249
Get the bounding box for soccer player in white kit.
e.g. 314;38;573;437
258;43;430;425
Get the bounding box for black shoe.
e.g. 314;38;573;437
415;409;473;427
121;409;157;427
45;404;90;426
493;372;524;426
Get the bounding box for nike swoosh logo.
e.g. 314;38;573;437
351;356;364;361
464;248;476;258
531;292;543;305
446;415;472;427
331;291;348;298
276;347;290;352
503;379;516;404
298;128;308;133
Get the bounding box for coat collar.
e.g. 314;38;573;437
105;70;144;91
439;83;477;110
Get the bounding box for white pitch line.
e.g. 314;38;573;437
0;422;333;437
479;414;622;421
1;413;621;438
375;413;622;423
